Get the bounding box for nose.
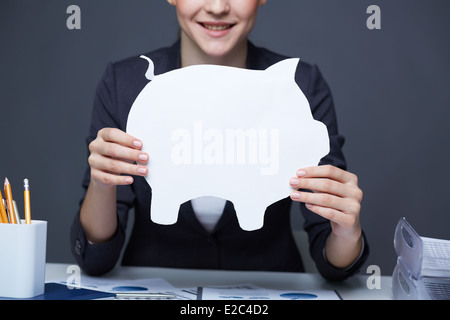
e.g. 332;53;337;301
204;0;230;16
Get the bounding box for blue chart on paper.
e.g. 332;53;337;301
111;286;148;292
279;293;318;300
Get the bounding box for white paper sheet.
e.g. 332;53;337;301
198;284;340;300
56;275;197;300
57;275;174;293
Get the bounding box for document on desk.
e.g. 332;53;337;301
198;284;341;300
56;275;342;300
55;276;196;300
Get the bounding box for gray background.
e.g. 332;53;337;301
1;0;449;276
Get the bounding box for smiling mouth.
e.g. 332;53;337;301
200;23;235;31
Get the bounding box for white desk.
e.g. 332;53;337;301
45;263;393;300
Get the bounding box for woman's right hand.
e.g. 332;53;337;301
88;128;149;186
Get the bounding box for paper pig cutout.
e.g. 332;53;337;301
126;56;330;231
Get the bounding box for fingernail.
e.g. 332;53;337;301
297;170;306;177
290;178;300;185
305;203;313;209
134;140;142;148
290;191;301;200
124;177;133;184
139;153;148;161
137;167;147;174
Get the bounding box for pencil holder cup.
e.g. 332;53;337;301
0;220;47;298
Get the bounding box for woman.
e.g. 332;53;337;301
71;0;368;279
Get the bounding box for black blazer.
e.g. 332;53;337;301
71;40;369;280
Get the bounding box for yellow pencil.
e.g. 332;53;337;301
0;190;7;223
4;178;17;224
24;179;31;224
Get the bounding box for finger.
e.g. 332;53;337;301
90;168;134;186
289;177;355;199
94;141;149;165
304;203;357;228
290;190;360;214
297;165;358;185
98;128;143;150
89;153;148;177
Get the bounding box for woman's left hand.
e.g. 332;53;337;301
289;165;364;267
289;165;363;239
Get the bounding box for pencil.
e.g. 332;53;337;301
4;178;17;224
13;200;21;224
0;191;7;223
24;179;31;224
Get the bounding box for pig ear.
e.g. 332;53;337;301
140;55;155;80
265;58;300;80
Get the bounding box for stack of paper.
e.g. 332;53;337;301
392;217;450;300
421;237;450;278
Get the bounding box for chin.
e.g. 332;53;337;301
201;43;236;59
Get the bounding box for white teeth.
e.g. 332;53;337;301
203;24;231;31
